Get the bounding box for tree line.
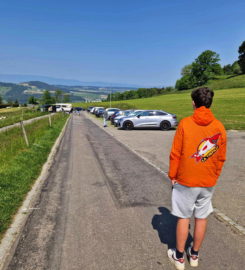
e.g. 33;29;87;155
29;90;71;105
106;86;175;102
0;89;70;107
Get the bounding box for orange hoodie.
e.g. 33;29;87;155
168;106;227;187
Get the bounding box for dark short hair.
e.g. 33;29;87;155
191;87;214;108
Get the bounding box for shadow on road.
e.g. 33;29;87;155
152;207;193;249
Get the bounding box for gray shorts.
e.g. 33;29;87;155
171;183;215;219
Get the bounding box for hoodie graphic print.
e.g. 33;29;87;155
168;106;227;187
191;133;221;162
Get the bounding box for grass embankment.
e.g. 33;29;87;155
76;88;245;130
0;113;69;239
0;108;48;128
206;74;245;90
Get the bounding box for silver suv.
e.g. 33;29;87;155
117;110;177;130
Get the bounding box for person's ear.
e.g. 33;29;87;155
192;100;196;109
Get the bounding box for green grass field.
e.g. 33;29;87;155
76;88;245;130
206;74;245;90
0;113;69;239
0;108;48;128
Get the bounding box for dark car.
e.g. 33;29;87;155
95;108;105;117
110;110;124;125
74;107;83;111
73;107;83;114
40;104;56;112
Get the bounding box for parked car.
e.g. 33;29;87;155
40;104;57;112
90;107;104;114
73;107;83;114
117;110;177;130
56;103;73;113
95;108;105;117
113;110;135;126
87;106;94;112
104;108;120;120
110;110;125;125
94;107;104;115
90;107;97;114
90;107;98;114
74;107;83;111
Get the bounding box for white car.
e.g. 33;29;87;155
56;103;72;113
93;107;105;114
104;108;120;120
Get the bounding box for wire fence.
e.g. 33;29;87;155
0;113;67;168
0;107;48;128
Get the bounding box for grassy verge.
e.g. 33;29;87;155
0;108;48;128
75;88;245;130
0;113;69;239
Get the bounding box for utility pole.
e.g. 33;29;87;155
110;91;111;108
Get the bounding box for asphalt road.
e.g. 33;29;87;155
7;114;245;270
90;115;245;227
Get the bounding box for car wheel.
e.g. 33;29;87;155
123;121;134;130
160;120;171;131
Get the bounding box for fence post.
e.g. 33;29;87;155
20;121;29;147
49;114;52;127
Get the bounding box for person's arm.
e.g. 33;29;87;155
216;129;227;177
168;120;184;182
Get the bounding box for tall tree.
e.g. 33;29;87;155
191;50;222;86
181;64;193;76
55;89;63;103
0;95;3;105
238;41;245;74
28;96;38;104
223;64;233;75
14;100;19;107
41;90;55;104
231;61;242;75
63;94;70;102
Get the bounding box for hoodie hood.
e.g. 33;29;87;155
192;106;215;126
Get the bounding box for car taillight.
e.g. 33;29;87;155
173;115;177;119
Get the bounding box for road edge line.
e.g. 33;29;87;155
0;116;70;270
85;113;245;236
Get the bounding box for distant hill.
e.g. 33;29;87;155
0;80;137;103
21;81;58;90
0;74;142;88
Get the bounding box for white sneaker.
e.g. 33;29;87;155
187;247;199;267
167;249;185;270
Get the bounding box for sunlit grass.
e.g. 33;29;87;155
0;113;69;239
0;108;47;128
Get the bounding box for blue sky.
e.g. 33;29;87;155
0;0;244;86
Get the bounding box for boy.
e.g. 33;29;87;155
167;87;226;270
